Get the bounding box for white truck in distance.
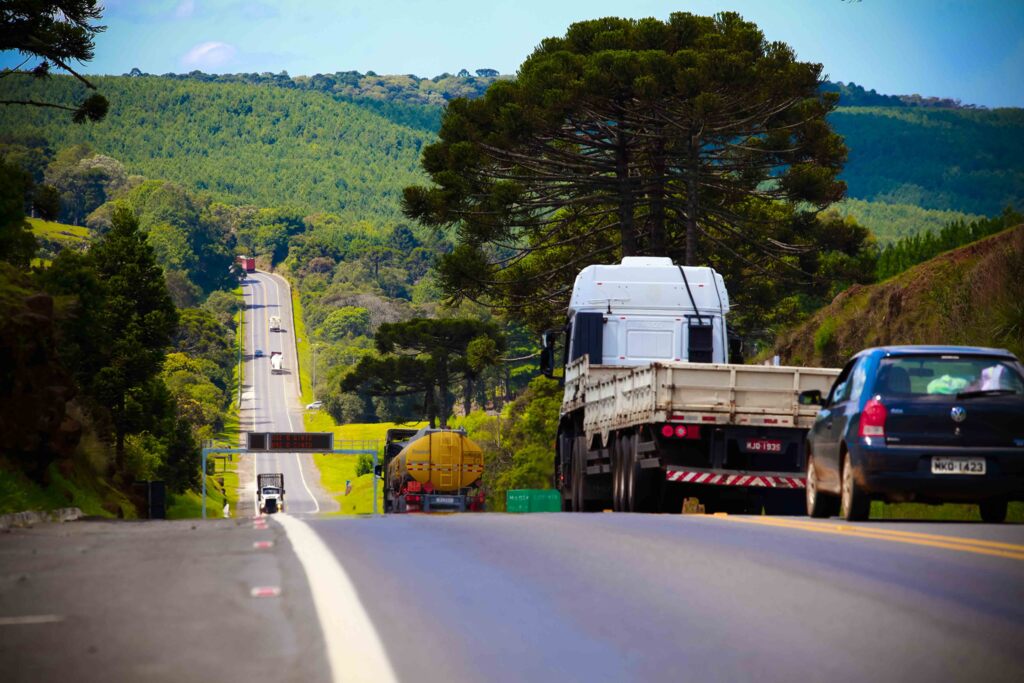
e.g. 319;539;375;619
257;473;285;514
270;351;283;374
540;257;839;515
269;315;281;332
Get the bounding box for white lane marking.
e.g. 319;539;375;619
267;272;320;514
0;615;64;626
275;515;397;683
293;452;320;514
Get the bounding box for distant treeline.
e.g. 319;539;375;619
128;69;982;111
820;81;985;109
876;207;1022;279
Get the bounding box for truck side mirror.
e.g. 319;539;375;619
373;465;383;477
798;390;823;406
539;329;557;378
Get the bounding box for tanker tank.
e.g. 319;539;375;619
385;428;485;512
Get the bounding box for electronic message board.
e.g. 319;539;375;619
246;432;333;452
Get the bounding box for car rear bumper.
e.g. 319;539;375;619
851;442;1024;502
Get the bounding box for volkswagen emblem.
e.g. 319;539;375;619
950;406;967;423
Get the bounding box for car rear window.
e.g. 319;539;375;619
875;356;1024;397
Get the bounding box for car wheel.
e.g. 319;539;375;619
806;455;839;518
839;453;870;521
979;499;1008;524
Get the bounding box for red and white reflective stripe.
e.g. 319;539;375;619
665;470;806;489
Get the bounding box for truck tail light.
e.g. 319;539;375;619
660;424;701;439
859;398;887;438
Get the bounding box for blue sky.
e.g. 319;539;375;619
5;1;1024;107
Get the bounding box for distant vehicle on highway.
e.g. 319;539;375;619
269;315;281;332
237;255;256;272
540;257;838;514
305;400;323;410
257;473;285;514
802;346;1024;522
270;351;283;374
254;349;264;358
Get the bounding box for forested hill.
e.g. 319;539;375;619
2;73;1022;223
0;75;428;224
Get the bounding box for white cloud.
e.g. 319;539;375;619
174;0;196;19
180;41;237;70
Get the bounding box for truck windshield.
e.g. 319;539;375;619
875;356;1024;397
262;487;280;495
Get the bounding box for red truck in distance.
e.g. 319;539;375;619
237;255;256;272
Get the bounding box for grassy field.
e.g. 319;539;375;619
28;217;90;243
304;410;425;513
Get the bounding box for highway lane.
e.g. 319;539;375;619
296;512;1024;683
242;271;327;514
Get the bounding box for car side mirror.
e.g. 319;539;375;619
799;389;823;406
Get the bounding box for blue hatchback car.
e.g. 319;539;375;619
802;346;1024;522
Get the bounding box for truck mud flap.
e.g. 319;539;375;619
665;466;805;489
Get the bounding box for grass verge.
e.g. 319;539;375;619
871;500;1024;522
290;282;315;406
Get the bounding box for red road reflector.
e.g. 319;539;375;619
250;586;281;598
253;541;274;550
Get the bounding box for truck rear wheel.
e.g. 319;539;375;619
612;434;628;512
571;440;585;512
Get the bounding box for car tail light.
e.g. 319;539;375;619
859;398;887;438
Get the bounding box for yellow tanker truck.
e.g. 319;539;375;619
383;428;485;513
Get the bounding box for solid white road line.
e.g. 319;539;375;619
0;615;64;626
275;515;397;683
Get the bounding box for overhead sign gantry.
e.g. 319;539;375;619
201;433;378;518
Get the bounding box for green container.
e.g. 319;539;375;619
506;489;562;513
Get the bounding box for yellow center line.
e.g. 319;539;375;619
712;515;1024;562
744;517;1024;552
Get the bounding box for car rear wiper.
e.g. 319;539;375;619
954;389;1018;399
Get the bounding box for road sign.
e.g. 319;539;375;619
246;432;334;452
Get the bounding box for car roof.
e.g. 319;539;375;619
853;345;1018;360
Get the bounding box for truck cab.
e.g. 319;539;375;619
542;257;734;375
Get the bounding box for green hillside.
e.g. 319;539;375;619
2;74;1021;234
830;106;1024;215
0;75;429;224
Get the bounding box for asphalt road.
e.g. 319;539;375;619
242;271;326;514
0;518;330;683
300;512;1024;683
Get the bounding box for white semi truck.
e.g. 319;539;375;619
270;351;283;375
257;473;285;514
540;257;839;514
269;315;281;332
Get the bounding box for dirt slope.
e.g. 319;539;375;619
774;225;1024;367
